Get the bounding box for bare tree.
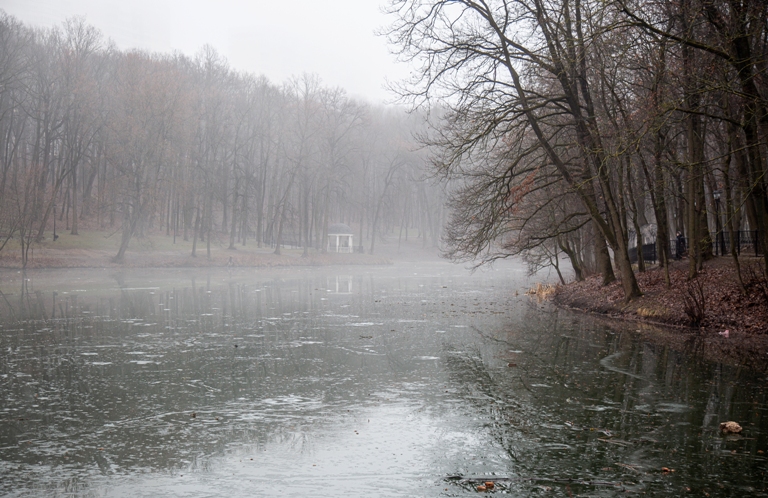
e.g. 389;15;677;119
387;0;643;299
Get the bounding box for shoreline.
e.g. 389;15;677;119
0;248;394;270
549;256;768;369
0;230;448;269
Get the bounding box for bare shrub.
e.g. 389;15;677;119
744;263;768;305
682;279;706;327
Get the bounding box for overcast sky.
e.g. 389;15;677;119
0;0;409;104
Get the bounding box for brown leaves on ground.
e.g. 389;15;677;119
553;257;768;337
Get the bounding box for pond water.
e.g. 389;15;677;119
0;262;767;497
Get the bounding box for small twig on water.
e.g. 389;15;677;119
446;475;623;487
615;462;643;473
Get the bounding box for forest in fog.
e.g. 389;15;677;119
2;0;768;303
386;0;768;300
0;12;443;266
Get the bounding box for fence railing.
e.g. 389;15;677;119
628;242;658;264
628;230;762;264
669;230;762;260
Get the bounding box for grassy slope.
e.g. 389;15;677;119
0;230;396;268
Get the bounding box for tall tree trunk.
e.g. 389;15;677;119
321;180;331;253
241;188;248;246
191;205;200;257
229;188;238;250
724;120;746;290
206;191;213;260
641;133;670;286
626;157;645;272
70;161;78;235
558;236;584;281
302;183;310;257
114;201;141;263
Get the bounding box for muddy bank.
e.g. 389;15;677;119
551;256;768;369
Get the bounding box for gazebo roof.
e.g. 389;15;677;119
328;223;353;235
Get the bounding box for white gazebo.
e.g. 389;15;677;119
327;223;354;253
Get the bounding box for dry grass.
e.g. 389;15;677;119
525;282;558;300
636;306;668;318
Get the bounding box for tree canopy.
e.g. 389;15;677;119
386;0;768;299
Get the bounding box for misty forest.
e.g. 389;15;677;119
0;0;767;303
2;1;768;496
0;12;445;268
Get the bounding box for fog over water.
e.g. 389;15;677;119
0;1;766;495
1;261;767;497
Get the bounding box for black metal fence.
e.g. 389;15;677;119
628;230;761;264
669;230;762;260
629;242;658;264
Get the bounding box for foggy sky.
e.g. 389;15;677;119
0;0;408;104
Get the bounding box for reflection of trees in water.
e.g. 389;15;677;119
0;273;407;492
0;277;414;478
3;273;768;495
442;310;768;495
0;276;51;321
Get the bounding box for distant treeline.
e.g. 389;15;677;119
0;13;443;266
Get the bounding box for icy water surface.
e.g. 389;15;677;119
1;262;767;497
